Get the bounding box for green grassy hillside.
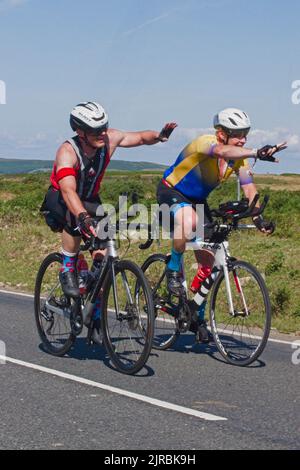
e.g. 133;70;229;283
0;172;299;334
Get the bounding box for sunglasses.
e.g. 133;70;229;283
87;125;108;136
227;129;250;139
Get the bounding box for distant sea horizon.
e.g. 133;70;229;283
0;157;168;174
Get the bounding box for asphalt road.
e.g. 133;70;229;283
0;291;299;450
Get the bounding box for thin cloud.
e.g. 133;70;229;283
172;127;300;153
248;129;300;153
122;12;172;37
0;0;28;13
117;1;222;40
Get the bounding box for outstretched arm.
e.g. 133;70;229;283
111;123;177;148
213;141;287;161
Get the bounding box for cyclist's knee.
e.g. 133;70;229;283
92;249;107;261
174;206;198;234
62;230;81;253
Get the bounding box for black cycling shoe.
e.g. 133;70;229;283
166;268;184;297
59;271;80;298
90;318;103;346
196;320;214;344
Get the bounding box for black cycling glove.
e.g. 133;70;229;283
256;145;277;162
78;212;95;238
158;123;177;141
256;142;287;162
253;215;276;234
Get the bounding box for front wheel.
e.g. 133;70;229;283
210;260;271;366
101;260;154;375
34;253;77;356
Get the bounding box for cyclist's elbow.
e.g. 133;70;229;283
213;144;226;158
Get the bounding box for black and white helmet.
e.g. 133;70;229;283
70;102;109;133
213;108;251;134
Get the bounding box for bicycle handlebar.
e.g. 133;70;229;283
79;192;271;252
210;193;269;221
138;193;271;250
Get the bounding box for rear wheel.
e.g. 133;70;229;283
210;260;271;366
34;253;78;356
141;254;178;350
101;260;154;375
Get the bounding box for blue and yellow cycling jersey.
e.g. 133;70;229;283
163;135;253;201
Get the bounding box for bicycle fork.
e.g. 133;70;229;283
222;259;250;318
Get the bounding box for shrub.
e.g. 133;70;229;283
265;253;285;276
272;286;291;315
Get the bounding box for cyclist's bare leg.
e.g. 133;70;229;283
91;249;106;261
62;230;81;255
173;205;198;252
62;231;106;261
167;206;198;295
59;231;82;297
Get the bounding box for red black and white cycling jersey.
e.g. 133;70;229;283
50;136;111;202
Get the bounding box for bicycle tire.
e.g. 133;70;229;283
141;254;178;350
34;253;76;356
210;260;271;366
101;260;154;375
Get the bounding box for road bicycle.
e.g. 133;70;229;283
139;194;272;366
34;213;155;375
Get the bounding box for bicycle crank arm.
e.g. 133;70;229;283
45;300;71;319
159;305;175;315
82;300;96;327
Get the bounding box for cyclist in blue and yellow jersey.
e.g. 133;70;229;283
157;108;287;342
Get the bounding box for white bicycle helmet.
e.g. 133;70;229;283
70;102;109;132
213;108;251;134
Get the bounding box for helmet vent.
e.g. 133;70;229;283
229;117;238;126
93;114;106;122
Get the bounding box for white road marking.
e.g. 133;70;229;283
1;289;298;346
0;355;227;422
0;289;35;299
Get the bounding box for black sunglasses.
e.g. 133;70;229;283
227;128;250;139
87;125;108;136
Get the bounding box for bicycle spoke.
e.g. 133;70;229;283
34;254;76;356
102;260;154;374
210;261;271;366
140;255;177;350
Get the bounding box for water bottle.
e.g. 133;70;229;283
190;266;212;294
77;254;89;295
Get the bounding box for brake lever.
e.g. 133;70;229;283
251;195;269;217
139;239;154;250
138;224;154;250
235;193;260;220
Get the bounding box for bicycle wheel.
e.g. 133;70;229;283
141;254;178;350
210;260;271;366
101;260;154;375
34;253;77;356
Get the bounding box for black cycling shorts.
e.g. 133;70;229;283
40;186;101;237
156;180;213;240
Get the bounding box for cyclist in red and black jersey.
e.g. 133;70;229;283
42;101;177;302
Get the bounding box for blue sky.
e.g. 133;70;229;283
0;0;300;173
